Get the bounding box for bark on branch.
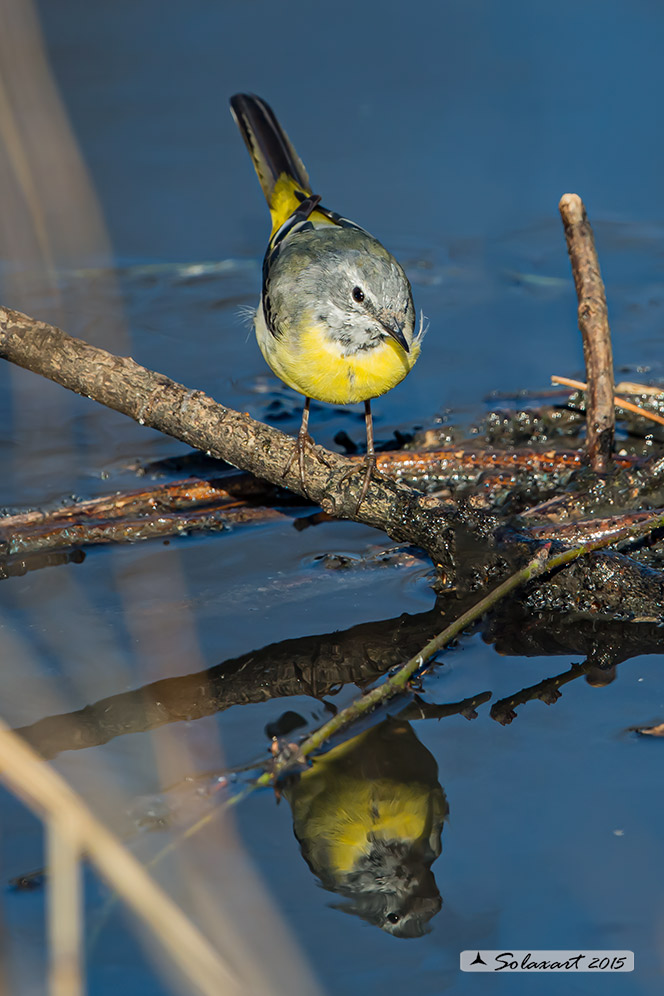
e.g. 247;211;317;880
0;305;476;573
559;193;615;471
3;304;664;612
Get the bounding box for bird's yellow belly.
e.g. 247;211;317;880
326;787;431;875
257;321;418;405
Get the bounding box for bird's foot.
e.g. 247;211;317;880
338;453;378;514
282;429;331;498
356;452;377;512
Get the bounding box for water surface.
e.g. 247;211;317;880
1;1;663;993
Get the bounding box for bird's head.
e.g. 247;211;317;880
271;226;419;356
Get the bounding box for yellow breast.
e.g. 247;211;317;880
318;780;433;875
258;321;419;406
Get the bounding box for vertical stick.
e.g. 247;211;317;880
48;817;83;996
559;193;615;471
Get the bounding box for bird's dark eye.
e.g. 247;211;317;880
387;913;400;924
352;286;365;303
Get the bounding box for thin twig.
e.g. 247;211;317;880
0;474;278;531
552;374;664;427
559;193;615;471
615;381;664;396
528;506;664;546
261;547;551;778
261;502;664;783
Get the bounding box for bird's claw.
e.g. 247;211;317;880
338;453;378;514
283;430;331;498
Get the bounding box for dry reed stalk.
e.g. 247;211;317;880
47;816;82;996
0;719;243;996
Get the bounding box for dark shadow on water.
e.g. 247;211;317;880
14;598;664;758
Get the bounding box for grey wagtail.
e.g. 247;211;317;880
282;718;447;937
230;94;425;507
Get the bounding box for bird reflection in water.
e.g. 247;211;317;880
282;717;448;937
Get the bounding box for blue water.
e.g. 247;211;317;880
0;0;663;992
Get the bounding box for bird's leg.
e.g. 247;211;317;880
336;401;380;512
357;400;377;510
283;398;315;495
297;397;313;489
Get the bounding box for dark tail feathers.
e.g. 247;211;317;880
230;93;311;205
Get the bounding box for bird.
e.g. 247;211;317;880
281;718;448;937
229;93;425;509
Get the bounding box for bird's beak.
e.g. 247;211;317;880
378;315;410;353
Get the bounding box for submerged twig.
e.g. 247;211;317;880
559;193;615;471
0;445;642;562
528;506;664;547
2;502;289;559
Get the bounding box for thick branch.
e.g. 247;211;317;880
4;305;664;608
0;447;645;562
559;193;615;471
0;305;470;571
